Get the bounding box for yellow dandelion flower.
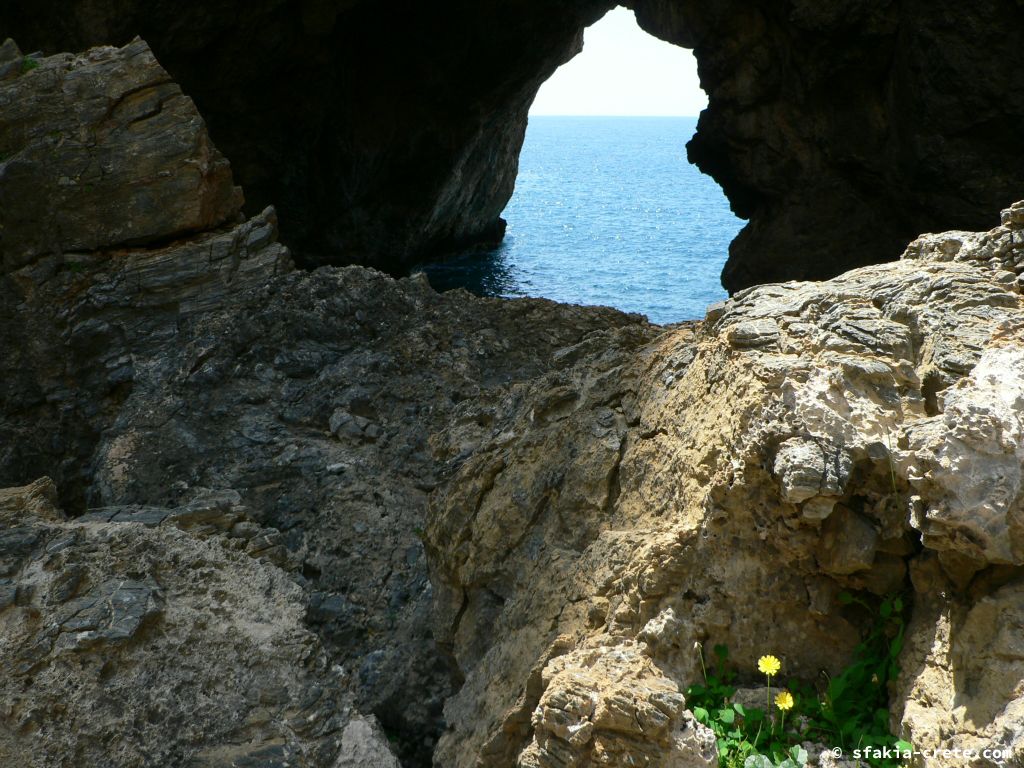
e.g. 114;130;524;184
758;655;781;676
775;690;794;711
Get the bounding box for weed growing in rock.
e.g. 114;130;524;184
21;56;39;73
687;593;911;768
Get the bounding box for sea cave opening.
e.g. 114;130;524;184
422;6;745;325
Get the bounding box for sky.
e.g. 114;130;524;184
529;7;707;117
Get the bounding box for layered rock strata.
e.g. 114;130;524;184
4;34;1024;768
0;37;655;765
3;2;1022;286
426;201;1024;766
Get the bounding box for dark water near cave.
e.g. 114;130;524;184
422;116;744;325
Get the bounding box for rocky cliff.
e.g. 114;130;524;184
4;34;1024;768
427;200;1024;766
2;1;1021;288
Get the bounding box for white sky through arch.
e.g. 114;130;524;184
529;6;706;117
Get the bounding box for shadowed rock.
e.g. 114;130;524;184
0;38;242;272
3;2;1023;287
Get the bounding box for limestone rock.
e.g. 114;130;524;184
903;333;1024;565
427;203;1024;766
0;38;242;272
773;437;852;503
336;716;403;768
4;3;1023;283
0;478;401;767
5;31;1024;768
520;641;717;768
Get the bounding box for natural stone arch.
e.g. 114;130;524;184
3;0;1023;290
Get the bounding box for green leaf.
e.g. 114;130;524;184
894;739;913;753
838;591;853;605
889;630;905;658
893;597;903;612
693;706;709;724
733;702;746;716
714;644;729;660
744;755;774;768
880;600;893;618
718;708;736;724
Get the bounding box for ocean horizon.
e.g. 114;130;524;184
423;115;744;325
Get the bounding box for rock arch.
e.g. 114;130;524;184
3;0;1023;289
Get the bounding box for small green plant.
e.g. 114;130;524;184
20;56;39;73
687;593;912;768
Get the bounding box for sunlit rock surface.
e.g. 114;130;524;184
4;35;1024;768
427;203;1024;766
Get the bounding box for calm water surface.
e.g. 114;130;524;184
423;116;744;325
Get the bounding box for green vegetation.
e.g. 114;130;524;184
686;593;911;768
20;56;39;73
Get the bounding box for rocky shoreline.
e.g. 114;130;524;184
3;35;1024;768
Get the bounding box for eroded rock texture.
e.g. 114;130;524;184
6;34;1024;768
632;0;1024;290
0;37;659;767
425;203;1024;767
3;2;1022;285
0;477;402;768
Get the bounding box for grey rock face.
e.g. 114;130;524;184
0;478;401;768
6;32;1024;768
1;198;290;510
0;38;242;272
4;2;1023;287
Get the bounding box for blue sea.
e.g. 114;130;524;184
423;116;744;325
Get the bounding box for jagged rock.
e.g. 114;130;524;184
0;478;400;767
77;264;652;763
0;38;242;272
336;716;403;768
519;641;717;768
0;36;656;765
0;201;291;510
80;487;299;569
427;204;1024;766
773;437;852;503
5;31;1024;768
4;3;1022;284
